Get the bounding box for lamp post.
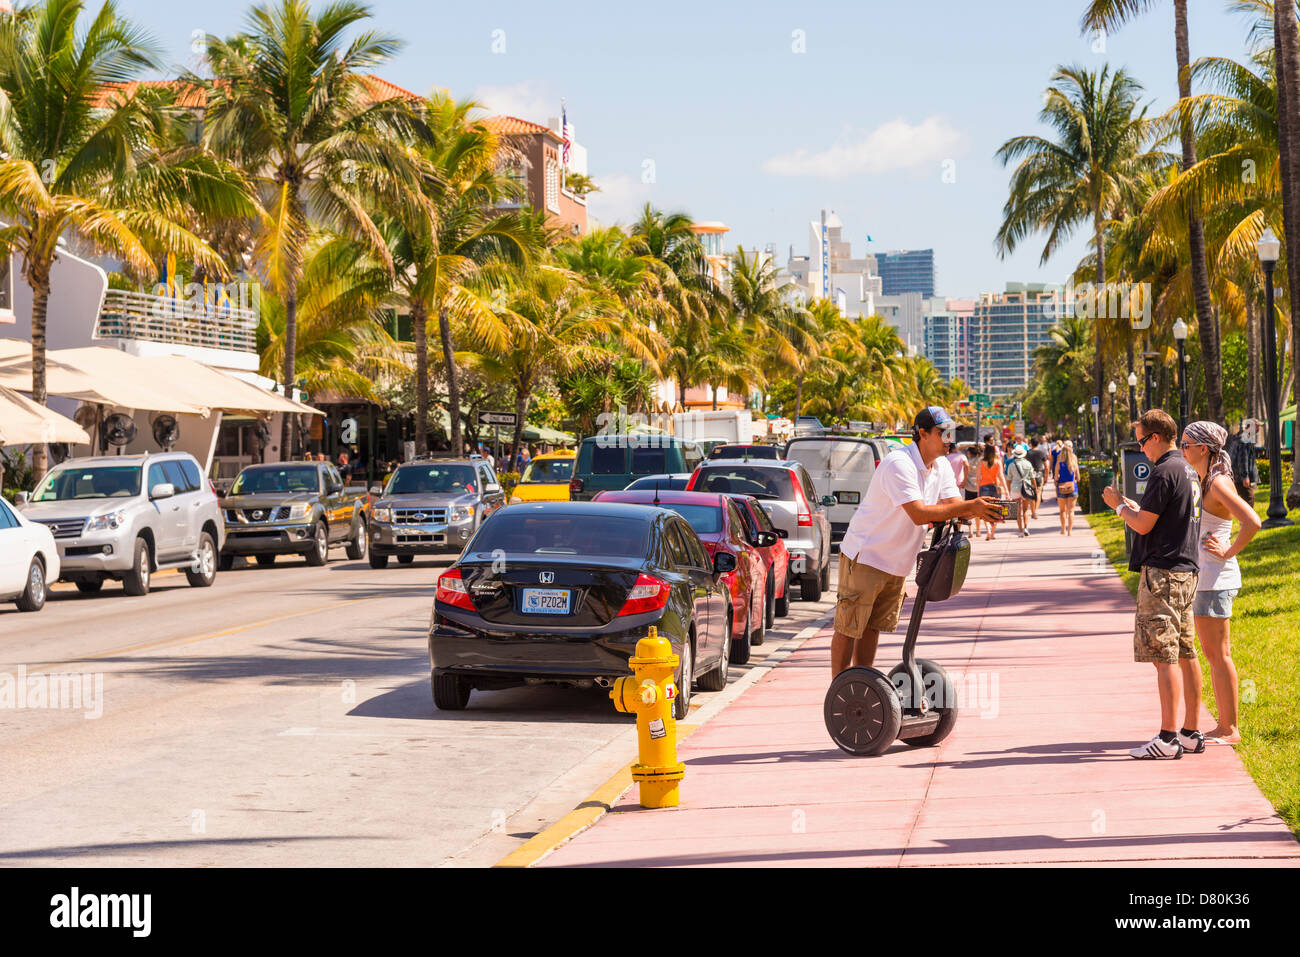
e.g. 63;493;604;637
1257;227;1292;528
1173;318;1189;435
1142;351;1158;412
1127;371;1138;432
1077;403;1085;447
1108;380;1117;450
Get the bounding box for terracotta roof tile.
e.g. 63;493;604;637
482;115;561;140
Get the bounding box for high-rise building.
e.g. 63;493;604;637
876;249;936;298
967;283;1062;397
923;297;973;383
876;293;924;355
790;209;881;316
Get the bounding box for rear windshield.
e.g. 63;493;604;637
471;513;649;557
33;465;142;501
709;445;780;460
626;475;688;491
520;459;573;484
231;466;319;495
657;503;722;535
693;466;793;500
630;447;668;474
389;465;477;494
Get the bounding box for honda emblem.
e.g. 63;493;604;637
539;571;554;584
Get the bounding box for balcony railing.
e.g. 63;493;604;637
96;288;258;354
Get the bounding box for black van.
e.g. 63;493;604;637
569;435;706;501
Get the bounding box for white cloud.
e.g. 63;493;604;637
470;81;554;123
762;116;967;180
585;173;656;228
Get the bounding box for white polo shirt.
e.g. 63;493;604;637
840;442;961;578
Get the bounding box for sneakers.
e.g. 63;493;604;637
1129;734;1184;759
1177;729;1206;753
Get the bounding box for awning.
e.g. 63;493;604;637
0;386;92;445
0;342;207;416
139;355;322;416
521;425;577;444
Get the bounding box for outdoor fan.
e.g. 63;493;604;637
151;414;180;450
72;405;100;430
103;413;137;448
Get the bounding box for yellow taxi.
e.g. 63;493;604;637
509;449;577;504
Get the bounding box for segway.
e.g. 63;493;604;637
824;517;974;756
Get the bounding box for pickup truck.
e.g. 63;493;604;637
219;461;369;568
366;458;505;567
16;452;223;596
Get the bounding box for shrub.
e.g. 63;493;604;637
1256;458;1295;492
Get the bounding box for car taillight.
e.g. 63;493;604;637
569;477;584;496
795;483;813;526
435;568;476;611
684;469;701;490
617;573;671;617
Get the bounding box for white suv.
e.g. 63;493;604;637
0;495;59;611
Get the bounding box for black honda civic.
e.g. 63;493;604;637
428;501;735;719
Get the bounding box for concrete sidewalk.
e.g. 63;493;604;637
542;506;1300;868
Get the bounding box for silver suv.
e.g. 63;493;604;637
17;453;223;596
367;458;505;567
687;458;834;601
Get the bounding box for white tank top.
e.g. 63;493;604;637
1197;510;1241;591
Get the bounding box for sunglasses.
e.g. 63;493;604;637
1179;441;1201;450
1136;433;1156;447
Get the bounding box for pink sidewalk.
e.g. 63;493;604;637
543;510;1300;868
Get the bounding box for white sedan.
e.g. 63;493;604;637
0;495;59;612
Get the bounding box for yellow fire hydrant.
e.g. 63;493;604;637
611;626;686;808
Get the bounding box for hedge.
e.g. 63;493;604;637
1256;458;1295;492
1075;459;1111;514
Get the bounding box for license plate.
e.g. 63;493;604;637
836;491;859;505
521;588;572;614
395;526;433;535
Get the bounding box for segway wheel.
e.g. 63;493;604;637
888;658;958;748
824;667;902;756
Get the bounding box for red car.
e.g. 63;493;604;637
594;489;771;664
727;493;791;627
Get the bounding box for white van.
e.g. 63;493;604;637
783;437;888;543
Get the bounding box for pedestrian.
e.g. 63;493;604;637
1225;430;1259;504
336;450;352;482
1102;410;1203;759
945;441;967;491
976;443;1008;541
963;443;983;536
1181;420;1261;745
1026;437;1047;520
832;407;1003;676
1055;440;1080;535
1006;444;1037;536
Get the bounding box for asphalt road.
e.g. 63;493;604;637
0;547;836;866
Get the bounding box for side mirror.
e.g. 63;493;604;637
775;528;788;539
486;483;501;494
328;482;342;494
369;485;383;496
753;530;778;548
713;551;737;575
820;495;836;508
151;482;175;500
14;491;30;506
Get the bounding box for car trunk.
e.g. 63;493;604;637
458;555;646;628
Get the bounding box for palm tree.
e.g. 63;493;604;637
995;64;1162;442
201;0;426;458
1081;0;1225;422
728;246;814;406
0;0;251;478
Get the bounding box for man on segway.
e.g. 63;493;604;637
832;406;1005;677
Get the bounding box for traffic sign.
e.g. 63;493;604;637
969;393;992;410
1091;396;1100;410
477;410;517;427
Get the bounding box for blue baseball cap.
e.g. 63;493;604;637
913;406;954;431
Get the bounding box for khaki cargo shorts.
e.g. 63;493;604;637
834;553;907;636
1135;567;1198;664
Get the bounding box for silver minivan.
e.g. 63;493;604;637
784;437;889;543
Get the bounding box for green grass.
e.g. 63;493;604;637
1086;497;1300;839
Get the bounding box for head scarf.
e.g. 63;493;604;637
1183;420;1232;491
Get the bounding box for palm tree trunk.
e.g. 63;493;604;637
1275;0;1300;507
28;270;52;480
439;306;461;454
1093;210;1106;449
412;300;429;456
280;274;298;461
1175;0;1223;422
711;383;718;411
511;380;528;471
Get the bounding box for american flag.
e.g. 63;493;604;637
561;101;570;167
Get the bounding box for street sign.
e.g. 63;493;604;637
1091;396;1099;410
969;392;992;410
477;410;517;427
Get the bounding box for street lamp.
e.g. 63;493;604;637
1256;227;1292;527
1173;318;1189;435
1108;380;1118;450
1077;403;1085;446
1127;371;1138;431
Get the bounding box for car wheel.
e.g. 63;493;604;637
672;636;694;721
304;521;329;566
800;568;822;602
185;532;217;587
432;671;471;710
255;554;276;567
122;537;151;596
75;579;104;595
764;571;775;631
774;578;790;618
397;555;415;565
345;520;367;560
368;552;389;569
729;602;751;665
697;612;730;691
15;557;46;612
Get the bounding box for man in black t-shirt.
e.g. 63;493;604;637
1103;409;1202;759
1025;438;1047;519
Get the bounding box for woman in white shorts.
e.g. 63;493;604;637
1180;420;1261;744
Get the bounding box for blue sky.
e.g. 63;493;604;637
119;0;1261;297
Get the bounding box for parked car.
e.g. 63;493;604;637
729;493;791;626
707;443;782;460
794;416;826;437
568;434;705;501
219;460;368;569
686;458;834;601
508;450;576;504
367;458;505;567
594;489;769;664
784;436;888;542
0;495;59;611
18;453;222;595
623;473;692;491
428;501;734;718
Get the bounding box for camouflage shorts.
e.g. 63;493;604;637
1134;567;1198;664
